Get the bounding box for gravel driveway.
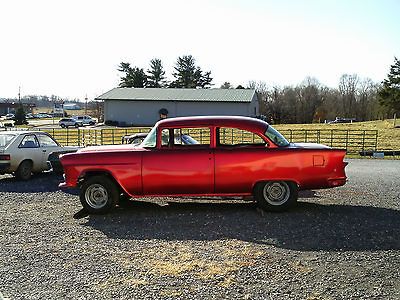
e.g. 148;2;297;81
0;159;399;299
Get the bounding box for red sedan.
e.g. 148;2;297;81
60;116;347;214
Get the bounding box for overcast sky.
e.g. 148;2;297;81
1;0;399;100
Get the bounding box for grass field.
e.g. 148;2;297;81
274;119;400;151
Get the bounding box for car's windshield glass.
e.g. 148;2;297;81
0;133;16;147
141;127;156;147
265;126;290;147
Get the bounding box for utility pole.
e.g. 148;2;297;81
85;95;88;115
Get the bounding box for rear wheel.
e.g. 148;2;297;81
254;181;298;212
80;176;119;214
60;124;66;128
15;160;33;180
74;123;80;128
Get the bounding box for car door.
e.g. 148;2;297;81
142;127;214;195
17;134;43;172
214;127;269;194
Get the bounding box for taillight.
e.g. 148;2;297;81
0;154;10;160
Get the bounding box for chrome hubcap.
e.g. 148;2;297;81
263;182;290;206
85;184;108;209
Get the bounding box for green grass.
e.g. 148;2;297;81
274;119;400;151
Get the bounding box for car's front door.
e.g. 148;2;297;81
18;134;44;172
142;127;214;195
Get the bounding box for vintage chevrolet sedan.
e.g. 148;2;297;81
60;116;347;214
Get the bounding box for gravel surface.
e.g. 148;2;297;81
0;159;399;299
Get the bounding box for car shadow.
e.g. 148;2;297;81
81;199;400;252
0;172;64;193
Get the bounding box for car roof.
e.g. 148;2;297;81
157;116;269;134
0;130;46;135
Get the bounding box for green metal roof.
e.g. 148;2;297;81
96;88;256;103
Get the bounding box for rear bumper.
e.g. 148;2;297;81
327;177;347;187
0;162;11;173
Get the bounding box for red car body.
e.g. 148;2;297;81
60;116;347;213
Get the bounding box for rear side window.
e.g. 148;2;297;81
218;127;265;146
37;134;58;147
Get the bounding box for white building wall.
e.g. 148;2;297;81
104;94;259;126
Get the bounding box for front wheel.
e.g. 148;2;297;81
80;176;119;214
254;181;298;212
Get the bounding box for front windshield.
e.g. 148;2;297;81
140;127;156;148
0;133;16;147
265;126;290;147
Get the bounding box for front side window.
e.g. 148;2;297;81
19;135;39;148
265;125;290;147
159;127;208;147
219;127;265;146
172;127;208;146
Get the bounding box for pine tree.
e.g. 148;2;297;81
14;104;27;125
147;58;167;88
378;57;400;113
170;55;213;88
118;62;147;88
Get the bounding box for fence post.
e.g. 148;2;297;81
330;130;333;147
362;130;366;152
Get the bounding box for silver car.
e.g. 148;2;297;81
59;118;82;128
0;131;77;180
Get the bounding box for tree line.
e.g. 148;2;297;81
118;55;212;89
248;75;383;124
118;56;399;124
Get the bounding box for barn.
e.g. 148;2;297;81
96;88;259;126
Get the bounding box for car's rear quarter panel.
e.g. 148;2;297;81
61;151;142;194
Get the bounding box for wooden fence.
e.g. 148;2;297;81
31;127;378;154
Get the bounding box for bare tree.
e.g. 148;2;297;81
339;74;359;118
